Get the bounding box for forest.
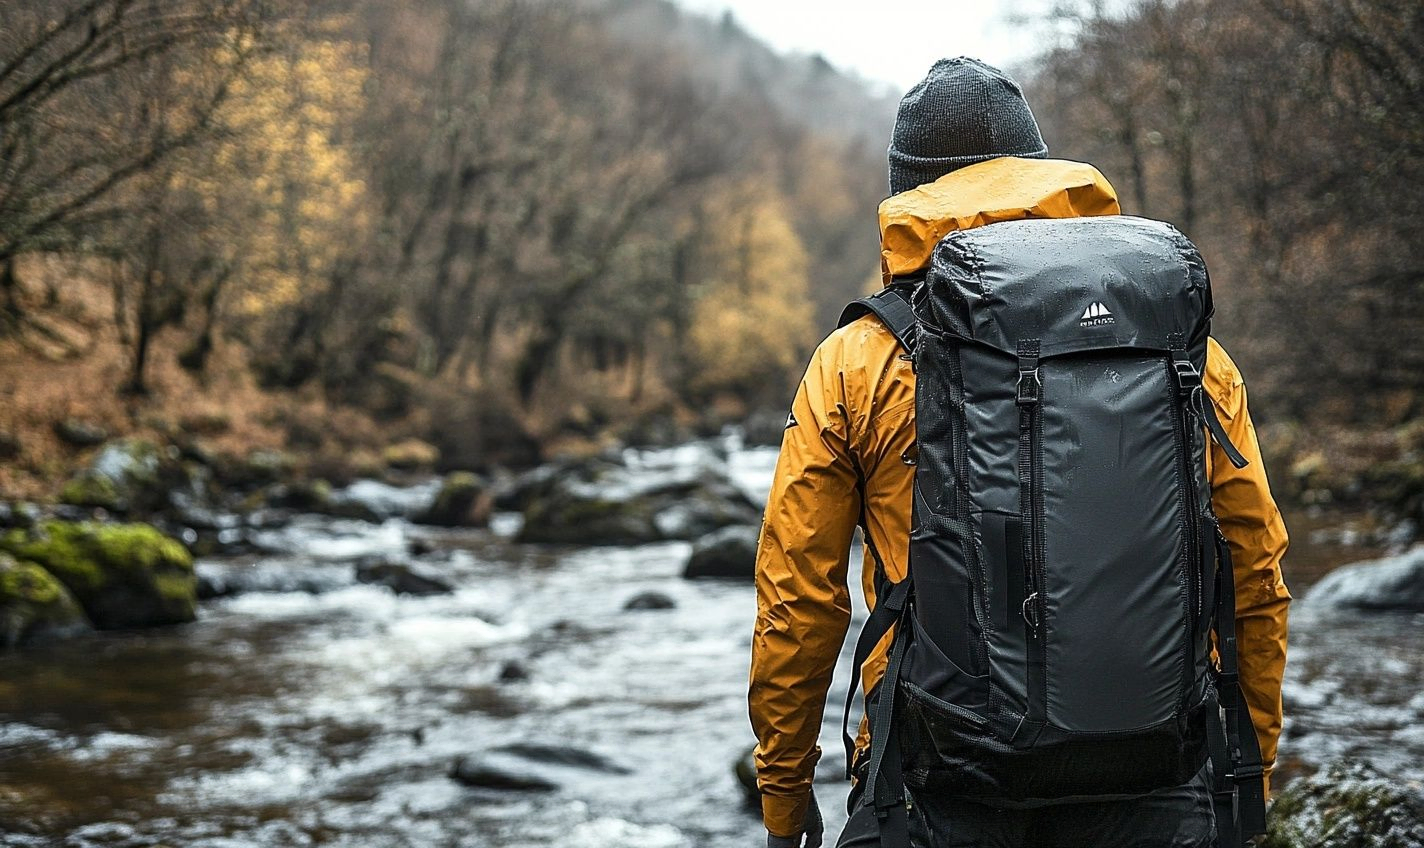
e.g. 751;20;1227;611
0;0;1419;537
0;0;891;490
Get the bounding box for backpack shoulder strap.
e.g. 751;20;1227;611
837;282;918;354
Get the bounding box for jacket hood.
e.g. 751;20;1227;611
878;156;1120;283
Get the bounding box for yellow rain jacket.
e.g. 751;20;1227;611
749;157;1292;838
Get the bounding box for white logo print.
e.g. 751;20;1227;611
1079;302;1115;327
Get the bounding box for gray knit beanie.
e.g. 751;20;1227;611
888;57;1048;195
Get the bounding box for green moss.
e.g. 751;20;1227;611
0;521;195;630
58;473;122;510
0;559;64;605
1;524;106;590
0;554;89;647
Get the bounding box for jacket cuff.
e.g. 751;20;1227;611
762;792;810;839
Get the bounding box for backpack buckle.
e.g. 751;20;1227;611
1016;367;1041;406
1172;357;1201;394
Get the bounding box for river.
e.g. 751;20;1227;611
1;439;1420;847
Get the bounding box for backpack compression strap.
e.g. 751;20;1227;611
1209;527;1268;847
837;282;919;355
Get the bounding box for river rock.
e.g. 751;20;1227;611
0;553;92;647
498;660;530;682
518;488;660;545
490;743;631;774
0;521;196;629
1307;546;1424;612
0;502;40;530
623;591;676;611
450;757;558;792
683;525;760;581
516;458;760;545
735;744;760;808
59;439;184;514
382;439;440;471
1262;761;1424;848
212;448;299;490
413;472;492;527
53;418;109;447
355;558;454;596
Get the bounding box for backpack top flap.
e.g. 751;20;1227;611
920;215;1212;359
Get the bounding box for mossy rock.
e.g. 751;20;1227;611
517;490;662;545
59;472;123;511
1262;762;1424;848
383;439;441;471
212;448;299;490
0;521;196;630
57;439;187;515
414;472;492;527
0;553;91;647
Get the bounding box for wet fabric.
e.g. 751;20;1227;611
748;157;1291;838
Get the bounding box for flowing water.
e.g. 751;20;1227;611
1;439;1420;847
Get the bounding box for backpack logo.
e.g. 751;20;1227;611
1079;302;1115;327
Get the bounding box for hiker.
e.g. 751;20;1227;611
748;58;1290;848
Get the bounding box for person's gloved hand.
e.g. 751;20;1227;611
766;791;823;848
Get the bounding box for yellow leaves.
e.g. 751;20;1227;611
688;181;816;396
189;36;372;317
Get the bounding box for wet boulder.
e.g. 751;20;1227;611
1262;762;1424;848
651;475;763;540
0;521;196;629
497;660;531;682
0;553;92;647
490;743;631;774
413;472;492;528
450;742;630;792
623;591;676;611
0;502;40;530
519;490;661;545
264;479;335;514
450;757;559;792
355;558;454;596
683;525;760;581
382;439;441;472
211;448;299;491
53;418;109;448
735;744;760;808
1307;547;1424;612
58;439;185;515
516;458;760;546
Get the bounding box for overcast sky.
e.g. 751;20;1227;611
673;0;1067;93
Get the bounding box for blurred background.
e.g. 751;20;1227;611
0;1;1420;846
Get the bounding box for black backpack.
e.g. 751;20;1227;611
838;216;1266;848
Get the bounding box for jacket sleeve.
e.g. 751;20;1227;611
749;338;862;838
1205;341;1292;798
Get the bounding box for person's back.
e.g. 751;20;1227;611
748;58;1290;848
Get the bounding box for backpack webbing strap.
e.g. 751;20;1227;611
860;594;912;848
837;284;918;355
841;577;911;778
1209;528;1267;846
1170;349;1250;470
